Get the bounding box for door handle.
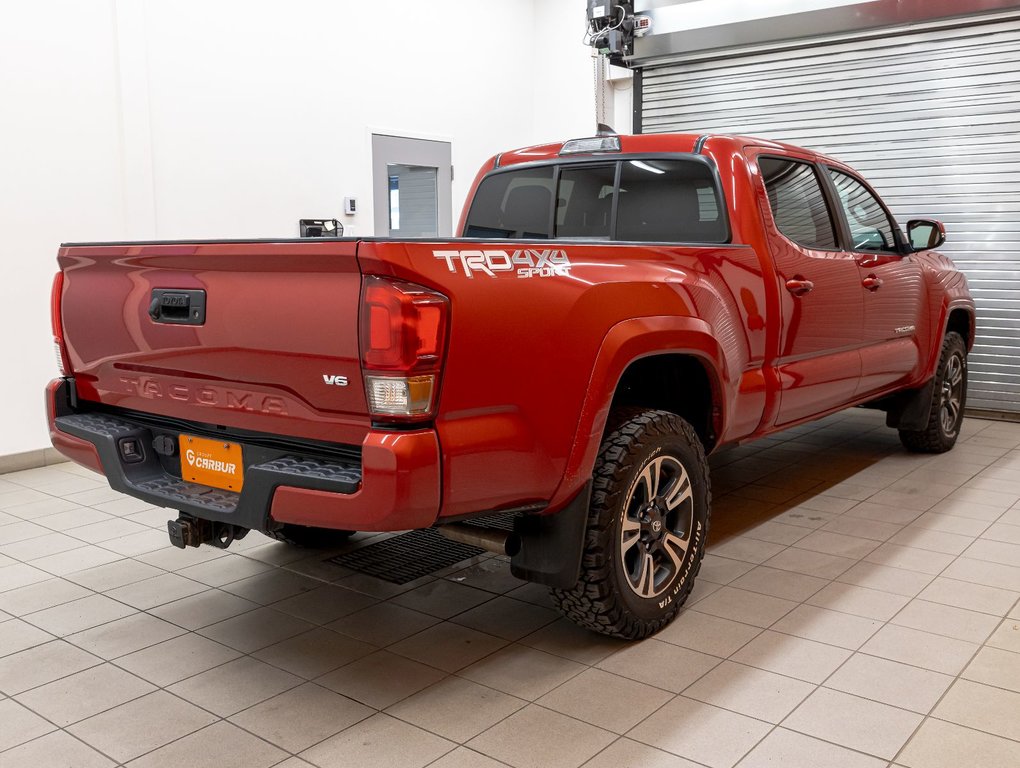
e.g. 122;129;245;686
148;289;207;325
785;278;815;296
862;274;883;291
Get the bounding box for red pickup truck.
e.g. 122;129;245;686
47;133;974;638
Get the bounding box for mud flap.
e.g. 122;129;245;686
885;377;936;431
510;482;591;589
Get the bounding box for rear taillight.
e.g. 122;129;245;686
360;275;449;421
51;272;71;376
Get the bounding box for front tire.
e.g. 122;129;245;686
899;331;967;454
550;409;711;640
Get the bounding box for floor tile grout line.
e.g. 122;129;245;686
888;632;1018;761
3;564;422;707
592;733;715;768
12;723;127;766
19;639;354;764
720;475;965;763
921;713;1020;748
104;642;411;764
9;652;595;766
0;687;131;764
708;512;1018;594
699;433;1018;763
738;540;933;760
0;639;107;697
115;584;561;746
421;743;516;768
111;538;1011;754
841;504;1013;765
3;537;410;637
773;599;994;650
381;686;528;751
701;554;932;629
215;691;379;764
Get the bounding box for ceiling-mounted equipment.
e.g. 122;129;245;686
586;1;649;66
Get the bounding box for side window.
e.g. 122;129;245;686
827;169;897;252
556;164;616;239
463;166;554;238
759;157;838;250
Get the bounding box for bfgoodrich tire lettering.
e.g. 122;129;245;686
550;408;711;639
899;331;967;454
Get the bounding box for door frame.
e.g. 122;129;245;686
371;132;453;238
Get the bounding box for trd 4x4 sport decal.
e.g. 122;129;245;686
433;249;572;279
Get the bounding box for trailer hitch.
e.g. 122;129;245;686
168;515;249;549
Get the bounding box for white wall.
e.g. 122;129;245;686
0;0;595;457
532;0;600;140
609;66;634;134
0;0;128;457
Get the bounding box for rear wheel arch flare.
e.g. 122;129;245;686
608;353;722;451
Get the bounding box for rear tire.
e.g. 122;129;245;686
265;524;354;548
550;409;711;640
899;331;967;454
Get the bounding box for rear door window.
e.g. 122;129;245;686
759;157;838;250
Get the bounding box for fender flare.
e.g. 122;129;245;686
888;298;974;431
923;299;976;382
547;315;729;510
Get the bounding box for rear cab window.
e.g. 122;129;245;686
464;156;729;243
557;164;617;239
464;166;556;239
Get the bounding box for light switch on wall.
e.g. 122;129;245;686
343;197;357;215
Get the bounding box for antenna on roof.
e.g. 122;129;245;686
596;123;617;136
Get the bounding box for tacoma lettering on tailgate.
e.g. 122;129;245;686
119;376;288;415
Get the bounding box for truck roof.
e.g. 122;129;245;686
496;132;832;167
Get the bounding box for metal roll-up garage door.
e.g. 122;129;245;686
641;13;1020;414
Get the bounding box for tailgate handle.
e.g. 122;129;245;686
149;289;206;325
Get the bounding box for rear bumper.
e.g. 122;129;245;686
46;378;441;532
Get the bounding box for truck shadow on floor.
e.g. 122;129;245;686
704;409;947;546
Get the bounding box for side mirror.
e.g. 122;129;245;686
906;219;946;251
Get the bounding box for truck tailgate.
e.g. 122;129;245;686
57;240;370;446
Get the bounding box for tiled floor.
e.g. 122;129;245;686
2;408;1020;767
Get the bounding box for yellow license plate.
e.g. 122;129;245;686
179;435;244;492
